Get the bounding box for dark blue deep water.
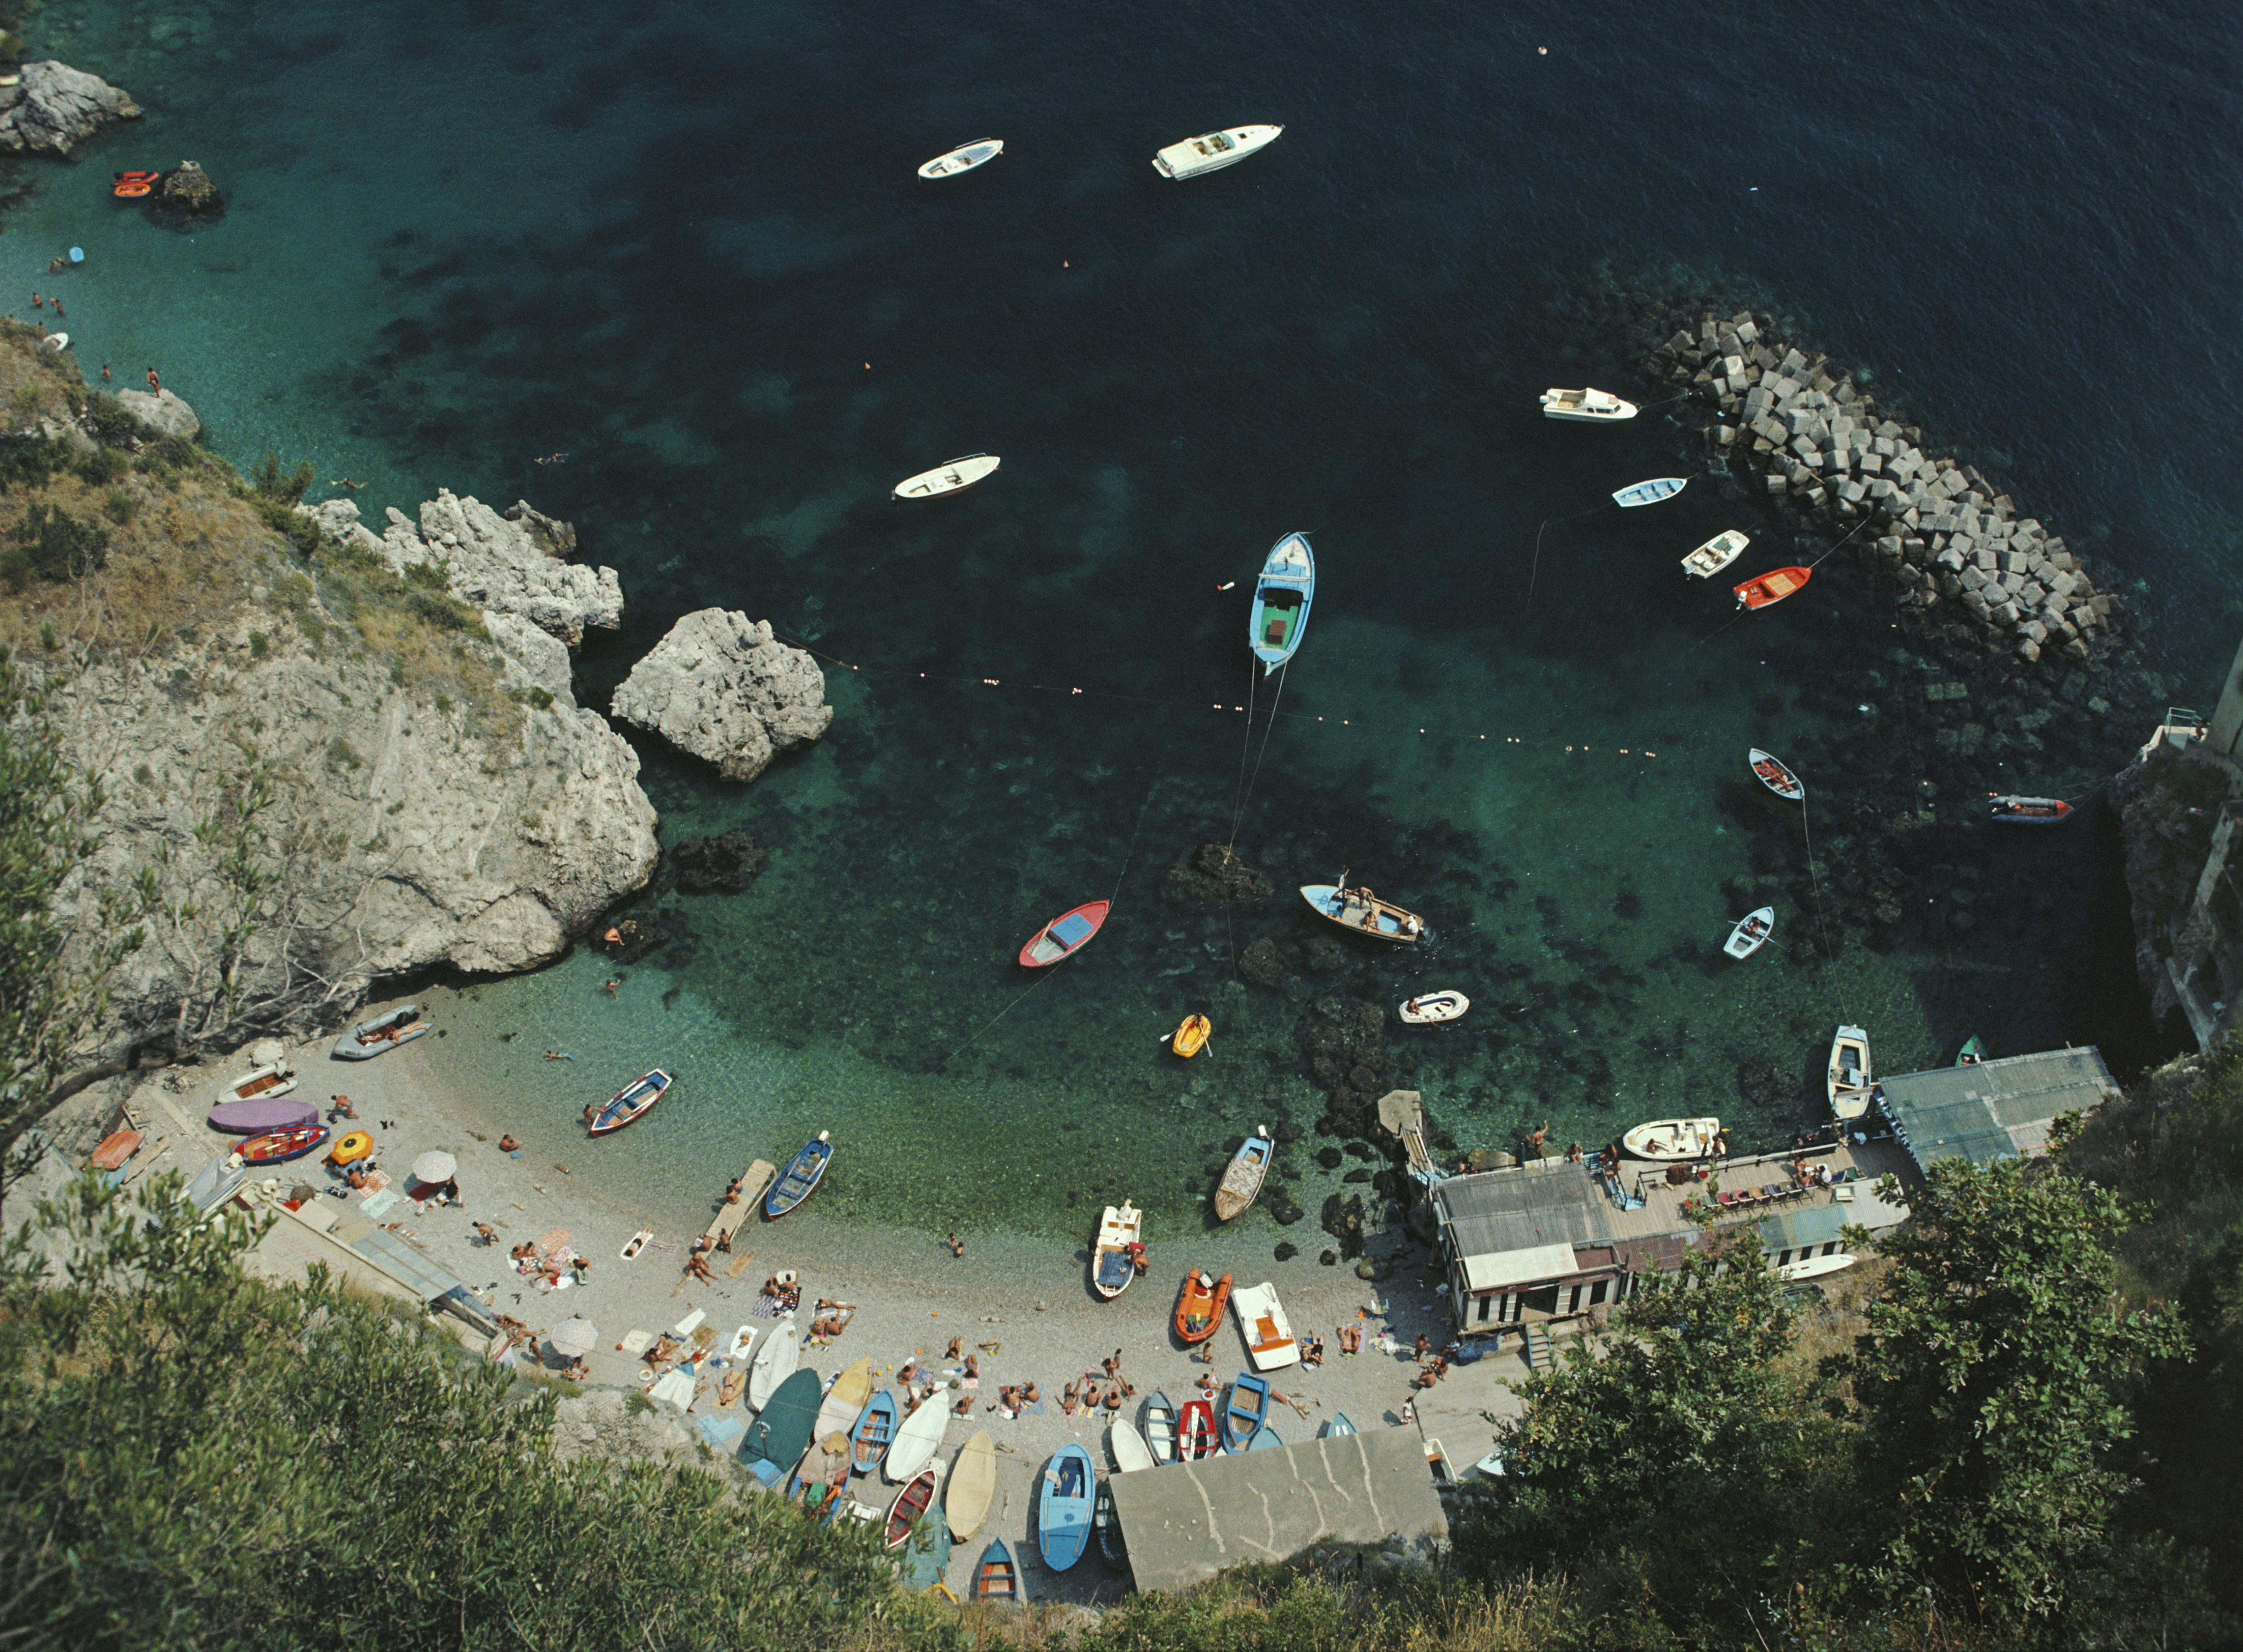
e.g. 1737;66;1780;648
10;0;2239;1234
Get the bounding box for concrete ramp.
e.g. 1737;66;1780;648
1106;1426;1446;1594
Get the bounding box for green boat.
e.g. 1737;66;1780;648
1957;1036;1986;1066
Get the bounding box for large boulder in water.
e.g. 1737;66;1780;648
157;159;222;214
0;61;141;156
114;387;199;440
610;609;831;783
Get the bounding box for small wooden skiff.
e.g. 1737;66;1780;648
917;139;1002;179
1152;123;1282;180
765;1132;832;1217
237;1124;329;1165
1037;1444;1095;1571
1734;565;1811;609
885;1392;949;1482
893;454;1000;500
945;1430;997;1539
222;1062;295;1104
972;1538;1021;1603
1212;1129;1271;1221
1683;529;1749;578
89;1129;143;1174
1300;881;1423;942
748;1315;799;1409
1957;1035;1987;1066
1989;794;2073;824
1174;1269;1232;1343
1749;748;1805;800
886;1467;940;1549
1399;991;1468;1024
1177;1397;1219;1460
1613;476;1687;507
1109;1416;1155;1473
587;1069;671;1136
1020;899;1109;966
1319;1411;1358;1439
1171;1014;1211;1057
1724;906;1775;959
852;1390;897;1474
815;1357;876;1443
1620;1117;1724;1161
330;1005;430;1061
1094;1478;1126;1568
1827;1025;1873;1121
1231;1281;1300;1371
1247;1426;1281;1451
1142;1392;1178;1465
1091;1201;1144;1299
1222;1372;1269;1451
1249;532;1315;675
1540;386;1636;422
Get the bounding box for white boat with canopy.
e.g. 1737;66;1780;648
1620;1117;1725;1161
918;139;1003;180
1540;387;1636;422
1152;124;1282;180
893;454;1000;500
1683;530;1749;578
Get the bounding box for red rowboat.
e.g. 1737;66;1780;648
885;1467;938;1548
1018;899;1109;967
1174;1269;1232;1344
237;1124;331;1165
1989;795;2073;825
1178;1397;1219;1460
1733;566;1811;610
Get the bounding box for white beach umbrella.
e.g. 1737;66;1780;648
550;1317;598;1359
411;1149;457;1184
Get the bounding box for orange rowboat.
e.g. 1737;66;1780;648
1171;1014;1210;1057
1174;1269;1232;1344
1733;566;1811;610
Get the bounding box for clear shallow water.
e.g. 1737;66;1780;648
8;0;2233;1237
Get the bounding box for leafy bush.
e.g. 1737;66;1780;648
401;557;451;593
103;486;137;525
81;392;149;449
249;450;317;505
72;446;128;486
0;435;68;493
0;503;109;590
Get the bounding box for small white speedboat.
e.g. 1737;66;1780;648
1399;991;1469;1025
1539;387;1636;422
1230;1281;1300;1372
1777;1251;1857;1282
1724;906;1775;959
893;454;1000;500
44;332;68;351
917;139;1003;180
1828;1025;1873;1120
1683;530;1749;579
1152;123;1282;180
1621;1117;1724;1160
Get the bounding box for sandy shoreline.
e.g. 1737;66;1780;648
98;996;1531;1604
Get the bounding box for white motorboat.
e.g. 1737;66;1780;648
1724;906;1775;959
1828;1025;1873;1120
893;453;1000;500
1776;1251;1857;1282
1683;529;1749;579
1620;1117;1724;1160
1091;1201;1143;1300
748;1315;799;1410
1539;386;1636;422
1399;991;1469;1024
885;1393;949;1482
220;1062;296;1104
917;139;1003;180
1229;1281;1300;1371
1152;123;1282;180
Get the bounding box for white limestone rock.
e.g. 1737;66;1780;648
114;387;200;440
610;608;833;783
377;490;622;646
0;61;142;155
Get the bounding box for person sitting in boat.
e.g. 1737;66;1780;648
1402;914;1423;937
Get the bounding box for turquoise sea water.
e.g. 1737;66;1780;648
6;0;2233;1240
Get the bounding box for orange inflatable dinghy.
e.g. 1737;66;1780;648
1171;1014;1211;1057
113;170;160;198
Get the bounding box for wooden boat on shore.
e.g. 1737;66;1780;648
1320;1411;1358;1439
972;1538;1021;1603
1621;1117;1724;1161
885;1392;949;1482
1613;476;1687;507
748;1316;799;1409
1223;1372;1269;1451
587;1069;671;1136
1152;123;1282;180
1019;899;1109;966
1171;1014;1211;1057
1828;1025;1873;1121
740;1366;821;1486
1037;1443;1095;1571
1734;566;1811;609
208;1095;316;1136
816;1356;876;1443
789;1430;852;1502
1989;794;2073;824
1683;529;1749;578
1095;1478;1126;1568
1175;1269;1232;1343
1399;991;1469;1024
851;1390;897;1475
1248;1426;1281;1451
1750;748;1805;800
1540;386;1636;422
1091;1201;1144;1299
946;1430;997;1539
1177;1397;1219;1460
1724;906;1775;959
330;1005;429;1061
885;1467;939;1549
237;1124;329;1165
1142;1392;1178;1465
1300;881;1424;942
1957;1035;1986;1066
1249;532;1315;675
221;1062;295;1104
765;1132;832;1217
917;139;1002;179
1212;1129;1271;1221
893;454;999;500
1777;1251;1857;1282
1231;1281;1300;1371
1109;1416;1155;1473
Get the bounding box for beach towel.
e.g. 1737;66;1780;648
649;1370;696;1411
535;1228;571;1256
696;1415;745;1450
673;1308;707;1339
360;1188;400;1218
619;1329;653;1355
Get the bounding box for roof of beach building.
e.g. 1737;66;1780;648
1879;1045;2118;1171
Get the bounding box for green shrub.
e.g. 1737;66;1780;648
249;451;317;505
71;446;128;486
38;620;57;653
103;486;137;525
81;393;148;449
401;559;451;593
0;503;109;590
326;736;361;772
0;435;68;493
247;631;269;660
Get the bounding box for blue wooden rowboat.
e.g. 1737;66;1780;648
1613;476;1687;507
1247;1425;1282;1451
1248;532;1315;676
1319;1411;1358;1439
1299;883;1424;944
1223;1372;1269;1451
973;1537;1022;1603
765;1132;833;1219
1037;1443;1095;1572
587;1069;671;1137
850;1389;897;1476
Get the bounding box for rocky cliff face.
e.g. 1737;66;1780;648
0;61;141;155
610;609;831;782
